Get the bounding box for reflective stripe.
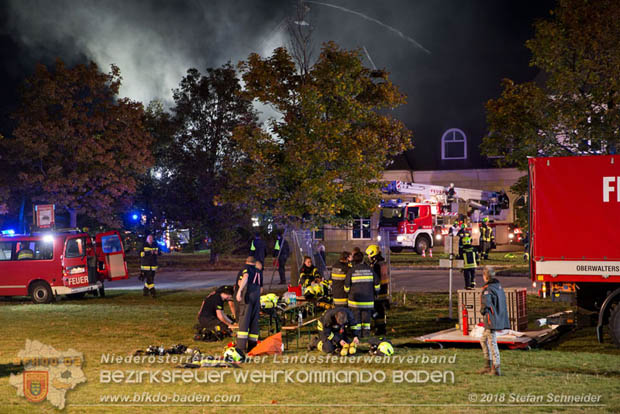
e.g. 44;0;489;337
333;298;347;305
350;324;361;330
144;283;155;289
331;273;346;280
351;276;374;281
374;284;381;290
327;332;334;340
317;321;323;331
144;247;158;252
348;300;374;308
140;252;145;257
249;334;259;339
237;331;248;338
250;241;255;251
141;266;158;271
361;323;371;329
344;287;350;292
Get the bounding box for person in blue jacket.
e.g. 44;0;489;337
478;267;510;376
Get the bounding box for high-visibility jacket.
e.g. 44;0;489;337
344;262;380;309
480;224;494;243
317;307;360;341
370;255;389;301
462;245;478;269
299;265;320;288
273;237;290;261
330;261;349;306
140;242;160;271
457;228;471;247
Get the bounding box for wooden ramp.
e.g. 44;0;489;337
416;328;556;349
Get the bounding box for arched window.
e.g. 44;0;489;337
441;128;467;160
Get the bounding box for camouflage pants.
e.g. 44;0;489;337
480;329;500;366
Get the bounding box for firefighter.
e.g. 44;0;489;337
479;217;494;260
273;232;290;284
299;256;321;288
457;223;470;259
139;234;161;298
195;285;235;341
462;235;479;289
235;259;263;356
478;267;510;376
309;307;360;354
331;251;350;307
250;232;266;266
366;244;390;336
344;251;380;338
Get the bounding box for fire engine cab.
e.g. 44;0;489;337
379;200;435;254
0;229;129;303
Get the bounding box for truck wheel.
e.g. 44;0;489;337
415;235;431;255
30;281;53;304
390;247;403;253
609;304;620;348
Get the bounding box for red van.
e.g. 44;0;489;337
0;230;128;303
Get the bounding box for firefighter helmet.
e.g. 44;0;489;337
482;217;489;223
223;346;242;362
365;244;380;258
377;341;394;356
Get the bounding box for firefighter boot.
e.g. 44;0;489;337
143;287;149;297
489;365;501;376
477;360;492;374
348;343;357;355
307;336;320;351
150;287;157;298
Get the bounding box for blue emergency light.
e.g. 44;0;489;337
1;229;15;236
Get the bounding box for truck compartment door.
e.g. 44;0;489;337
95;231;128;281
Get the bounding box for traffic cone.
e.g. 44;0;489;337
429;249;433;258
422;249;426;258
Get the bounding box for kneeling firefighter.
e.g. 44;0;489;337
366;244;390;335
309;307;360;355
195;286;235;341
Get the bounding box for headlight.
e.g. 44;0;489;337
435;234;442;240
508;233;514;239
42;234;54;243
396;236;404;242
377;235;382;241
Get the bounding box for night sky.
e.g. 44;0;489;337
0;0;555;169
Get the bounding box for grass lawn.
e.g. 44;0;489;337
1;290;618;413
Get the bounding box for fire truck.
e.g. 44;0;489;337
0;229;129;303
529;155;620;346
379;181;510;253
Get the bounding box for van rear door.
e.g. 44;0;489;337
95;231;129;281
62;235;92;287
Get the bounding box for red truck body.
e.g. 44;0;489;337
529;154;620;284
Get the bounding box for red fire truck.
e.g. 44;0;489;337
379;200;435;254
0;229;129;303
529;155;620;346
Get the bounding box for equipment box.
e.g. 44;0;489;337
458;287;528;333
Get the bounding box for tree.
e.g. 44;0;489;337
482;0;620;171
160;63;258;260
4;60;153;227
225;42;412;226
